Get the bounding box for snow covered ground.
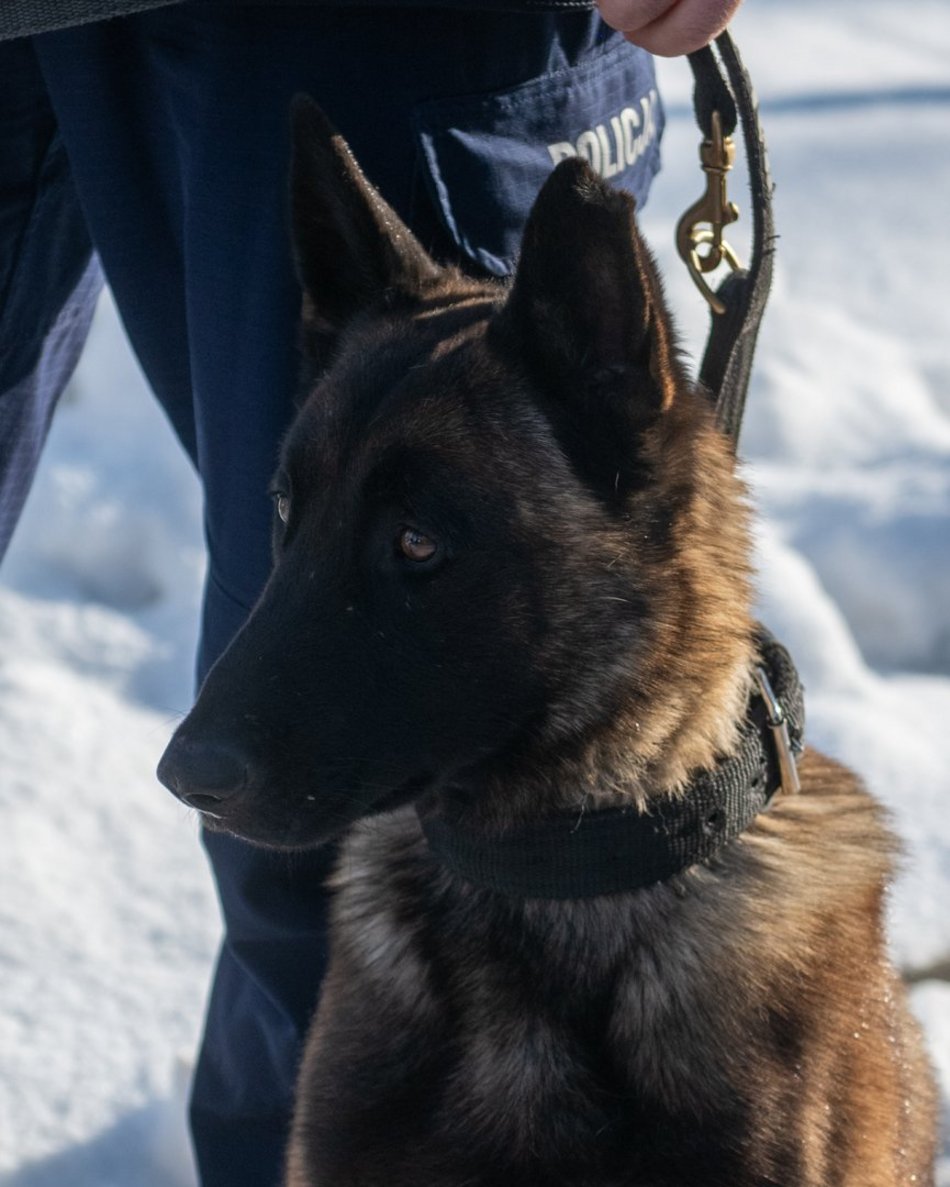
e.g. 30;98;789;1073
1;2;948;1182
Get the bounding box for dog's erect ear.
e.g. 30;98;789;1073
495;158;680;502
290;96;441;338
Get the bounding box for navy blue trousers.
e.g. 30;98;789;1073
0;9;660;1184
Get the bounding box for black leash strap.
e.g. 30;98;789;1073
682;31;775;447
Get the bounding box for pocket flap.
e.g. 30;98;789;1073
414;40;663;276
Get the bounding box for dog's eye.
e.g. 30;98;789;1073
398;527;438;563
271;491;291;524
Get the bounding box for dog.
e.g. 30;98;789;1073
158;97;938;1186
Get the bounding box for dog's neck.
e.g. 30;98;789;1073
431;624;756;832
417;627;804;898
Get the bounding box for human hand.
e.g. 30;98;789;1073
596;0;743;56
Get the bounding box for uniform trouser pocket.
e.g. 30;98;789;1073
414;36;663;277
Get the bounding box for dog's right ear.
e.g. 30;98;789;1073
493;158;681;505
290;96;440;340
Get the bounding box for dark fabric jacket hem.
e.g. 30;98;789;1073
4;0;598;44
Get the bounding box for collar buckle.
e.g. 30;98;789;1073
753;665;802;797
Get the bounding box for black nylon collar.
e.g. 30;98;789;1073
419;630;804;899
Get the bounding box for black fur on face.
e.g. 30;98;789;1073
158;99;720;849
179;324;553;846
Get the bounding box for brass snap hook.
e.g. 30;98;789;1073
675;110;742;315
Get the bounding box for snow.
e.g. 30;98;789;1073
1;2;948;1181
0;293;211;1186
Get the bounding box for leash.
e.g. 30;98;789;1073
419;630;804;899
679;31;775;448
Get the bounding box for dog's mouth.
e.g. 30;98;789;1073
159;740;434;850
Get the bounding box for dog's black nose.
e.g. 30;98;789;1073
157;734;248;815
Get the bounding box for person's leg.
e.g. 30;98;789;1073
0;39;101;562
34;8;661;1183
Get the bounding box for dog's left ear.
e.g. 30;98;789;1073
290;96;441;342
494;158;680;502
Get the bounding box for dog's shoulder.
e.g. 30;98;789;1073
744;747;899;887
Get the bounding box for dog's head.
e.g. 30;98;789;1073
157;98;753;848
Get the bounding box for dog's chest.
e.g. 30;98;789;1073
300;814;772;1186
